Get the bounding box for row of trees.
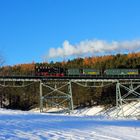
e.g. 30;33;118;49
1;52;140;76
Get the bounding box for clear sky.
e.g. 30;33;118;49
0;0;140;66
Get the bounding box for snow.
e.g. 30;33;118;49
71;106;105;116
0;108;140;140
102;101;140;118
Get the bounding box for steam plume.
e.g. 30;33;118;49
48;39;140;58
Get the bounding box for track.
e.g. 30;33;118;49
0;75;140;81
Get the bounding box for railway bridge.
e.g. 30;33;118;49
0;75;140;117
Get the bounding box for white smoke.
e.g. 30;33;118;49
48;39;140;58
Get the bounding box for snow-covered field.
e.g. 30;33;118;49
0;108;140;140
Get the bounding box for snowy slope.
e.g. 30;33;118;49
44;101;140;118
0;109;140;140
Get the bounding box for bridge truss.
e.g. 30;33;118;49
0;76;139;117
116;80;140;117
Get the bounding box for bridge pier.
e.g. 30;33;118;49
115;80;140;117
40;81;43;112
39;80;74;113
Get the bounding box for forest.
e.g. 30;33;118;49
0;52;140;110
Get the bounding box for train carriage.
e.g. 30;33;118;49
104;69;139;75
67;68;81;76
82;69;100;75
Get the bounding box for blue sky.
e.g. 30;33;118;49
0;0;140;65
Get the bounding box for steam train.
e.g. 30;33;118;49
35;65;139;77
